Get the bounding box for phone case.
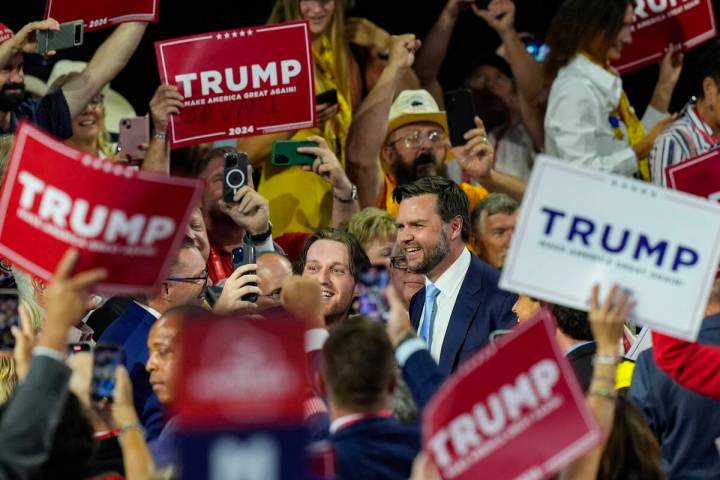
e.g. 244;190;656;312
118;117;150;159
223;153;249;202
271;140;317;166
444;88;477;147
37;20;84;55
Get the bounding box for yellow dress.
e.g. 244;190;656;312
258;36;352;237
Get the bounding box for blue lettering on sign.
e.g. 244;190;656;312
539;207;699;272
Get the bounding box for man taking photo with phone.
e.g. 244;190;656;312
0;19;147;138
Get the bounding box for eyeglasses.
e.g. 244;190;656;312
388;130;446;149
389;255;409;270
165;271;209;297
87;94;104;108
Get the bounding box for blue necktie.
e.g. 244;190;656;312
419;283;441;349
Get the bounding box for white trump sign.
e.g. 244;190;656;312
500;155;720;341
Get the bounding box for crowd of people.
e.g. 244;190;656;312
0;0;719;479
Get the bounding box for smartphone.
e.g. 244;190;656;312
223;152;249;203
36;20;84;55
444;88;477;147
91;343;123;405
358;266;390;323
231;245;258;302
315;89;338;106
67;342;92;355
523;36;550;63
118;116;150;160
271;140;317;167
0;289;19;352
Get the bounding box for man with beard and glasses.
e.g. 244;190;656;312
394;176;516;374
346;35;525;217
0;19;147;138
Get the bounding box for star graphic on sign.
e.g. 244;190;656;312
216;33;222;40
239;30;246;37
247;30;253;36
224;32;230;39
232;31;238;38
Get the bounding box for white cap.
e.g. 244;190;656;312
386;89;449;140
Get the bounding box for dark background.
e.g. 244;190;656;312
5;0;719;116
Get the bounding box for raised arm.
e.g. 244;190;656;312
62;22;147;118
561;285;631;480
346;34;419;208
141;85;184;175
475;0;546;151
413;0;471;105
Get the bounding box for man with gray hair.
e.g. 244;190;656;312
471;192;519;269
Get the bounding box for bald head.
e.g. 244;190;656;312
281;276;325;329
256;252;293;311
145;306;203;405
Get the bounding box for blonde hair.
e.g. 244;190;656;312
347;208;397;249
0;357;17;406
269;0;351;100
0;134;13;183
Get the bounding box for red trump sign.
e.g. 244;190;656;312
613;0;717;74
155;21;316;149
423;309;601;480
0;122;203;295
44;0;159;31
177;312;307;429
666;148;720;202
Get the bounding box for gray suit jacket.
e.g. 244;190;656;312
0;354;71;480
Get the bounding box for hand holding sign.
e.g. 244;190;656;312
657;43;684;89
150;84;184;134
589;284;633;354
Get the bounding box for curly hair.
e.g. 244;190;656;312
544;0;632;83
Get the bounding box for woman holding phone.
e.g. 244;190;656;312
238;0;364;243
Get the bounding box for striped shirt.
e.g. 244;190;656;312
649;104;720;186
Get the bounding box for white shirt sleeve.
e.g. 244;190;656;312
545;80;637;175
641;105;666;132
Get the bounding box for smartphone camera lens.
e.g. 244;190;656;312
276;155;289;165
225;169;246;189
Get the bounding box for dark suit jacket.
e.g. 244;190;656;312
332;417;420;480
630;314;720;479
566;341;596;393
409;254;517;375
0;354;71;480
99;301;165;441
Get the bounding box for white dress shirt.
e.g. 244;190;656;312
545;54;665;175
134;300;161;319
419;248;472;362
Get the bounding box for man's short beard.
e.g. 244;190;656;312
414;226;451;275
392;151;446;186
0;82;26;112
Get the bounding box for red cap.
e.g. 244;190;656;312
0;23;13;44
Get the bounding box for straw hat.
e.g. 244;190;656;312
386;89;449;140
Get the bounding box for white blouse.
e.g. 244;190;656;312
544;55;664;176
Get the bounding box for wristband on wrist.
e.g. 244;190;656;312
117;422;144;442
592;354;622;366
589;387;617;400
334;184;357;204
153;131;167;141
248;223;272;243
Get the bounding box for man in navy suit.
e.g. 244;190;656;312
99;242;209;441
394;176;517;375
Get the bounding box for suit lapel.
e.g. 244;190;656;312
438;256;484;374
410;287;426;330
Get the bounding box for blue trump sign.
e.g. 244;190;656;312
500;156;720;341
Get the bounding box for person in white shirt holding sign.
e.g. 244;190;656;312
543;0;682;179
